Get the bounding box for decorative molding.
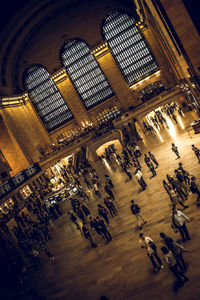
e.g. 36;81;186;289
90;42;109;59
50;67;67;84
0;92;29;108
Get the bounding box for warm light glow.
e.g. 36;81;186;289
165;115;177;140
177;115;185;129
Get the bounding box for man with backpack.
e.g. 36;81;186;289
130;200;147;229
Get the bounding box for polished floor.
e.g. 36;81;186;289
23;112;200;299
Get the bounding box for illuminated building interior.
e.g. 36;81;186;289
0;0;200;299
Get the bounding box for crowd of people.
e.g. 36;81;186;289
142;103;184;134
0;105;200;297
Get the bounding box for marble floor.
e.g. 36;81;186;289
15;111;200;300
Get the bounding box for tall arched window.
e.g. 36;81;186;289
102;11;159;84
23;65;73;132
60;39;114;110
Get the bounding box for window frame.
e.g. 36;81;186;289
60;38;115;111
23;64;73;132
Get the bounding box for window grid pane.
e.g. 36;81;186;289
24;65;73;132
102;11;159;84
61;39;114;110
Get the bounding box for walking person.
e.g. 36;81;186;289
81;203;91;217
190;176;200;205
89;217;104;238
171;143;180;159
148;151;159;168
68;212;80;230
170;189;188;209
147;160;157;177
163;180;172;199
104;182;115;200
130;200;147;229
104;197;118;217
98;204;109;225
105;174;114;188
93;182;102;198
161;246;188;283
96;216;112;242
139;233;164;272
82;223;97;248
84;177;92;189
135;169;147;191
192;144;200;162
160;232;186;270
171;208;191;241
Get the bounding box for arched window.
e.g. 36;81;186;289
60;39;114;110
102;11;159;84
23;65;73;132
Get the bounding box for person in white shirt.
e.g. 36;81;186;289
139;233;164;272
135;169;147;190
171;208;191;241
161;246;189;283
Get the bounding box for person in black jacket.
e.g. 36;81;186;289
82;224;97;248
68;212;80;230
190;176;200;205
130;200;147;229
104;182;115;200
98;204;109;224
96;216;112;242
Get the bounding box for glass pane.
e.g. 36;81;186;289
24;65;73;132
102;11;159;84
61;39;114;110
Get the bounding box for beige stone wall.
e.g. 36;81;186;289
96;50;137;109
1;102;52;164
0;115;29;175
160;0;200;74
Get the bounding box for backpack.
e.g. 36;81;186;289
190;181;197;193
131;204;140;214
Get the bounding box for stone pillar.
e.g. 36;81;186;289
141;25;176;89
95;49;138;109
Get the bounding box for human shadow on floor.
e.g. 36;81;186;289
173;280;185;293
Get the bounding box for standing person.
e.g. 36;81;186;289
161;246;188;283
163;180;172;199
82;223;97;248
135;169;147;191
53;202;62;216
105;175;114;188
104;197;118;217
89;217;104;238
104;182;115;200
98;204;109;225
191;144;200;162
134;144;142;157
76;206;86;224
130;200;147;229
139;233;164;272
148;151;159;168
96;216;112;242
144;154;151;167
171;208;191;241
170;189;188;209
171;143;180;159
190;176;200;205
147;160;157;177
84;177;92;189
93;182;102;198
68;212;80;230
160;232;186;270
81;203;91;217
